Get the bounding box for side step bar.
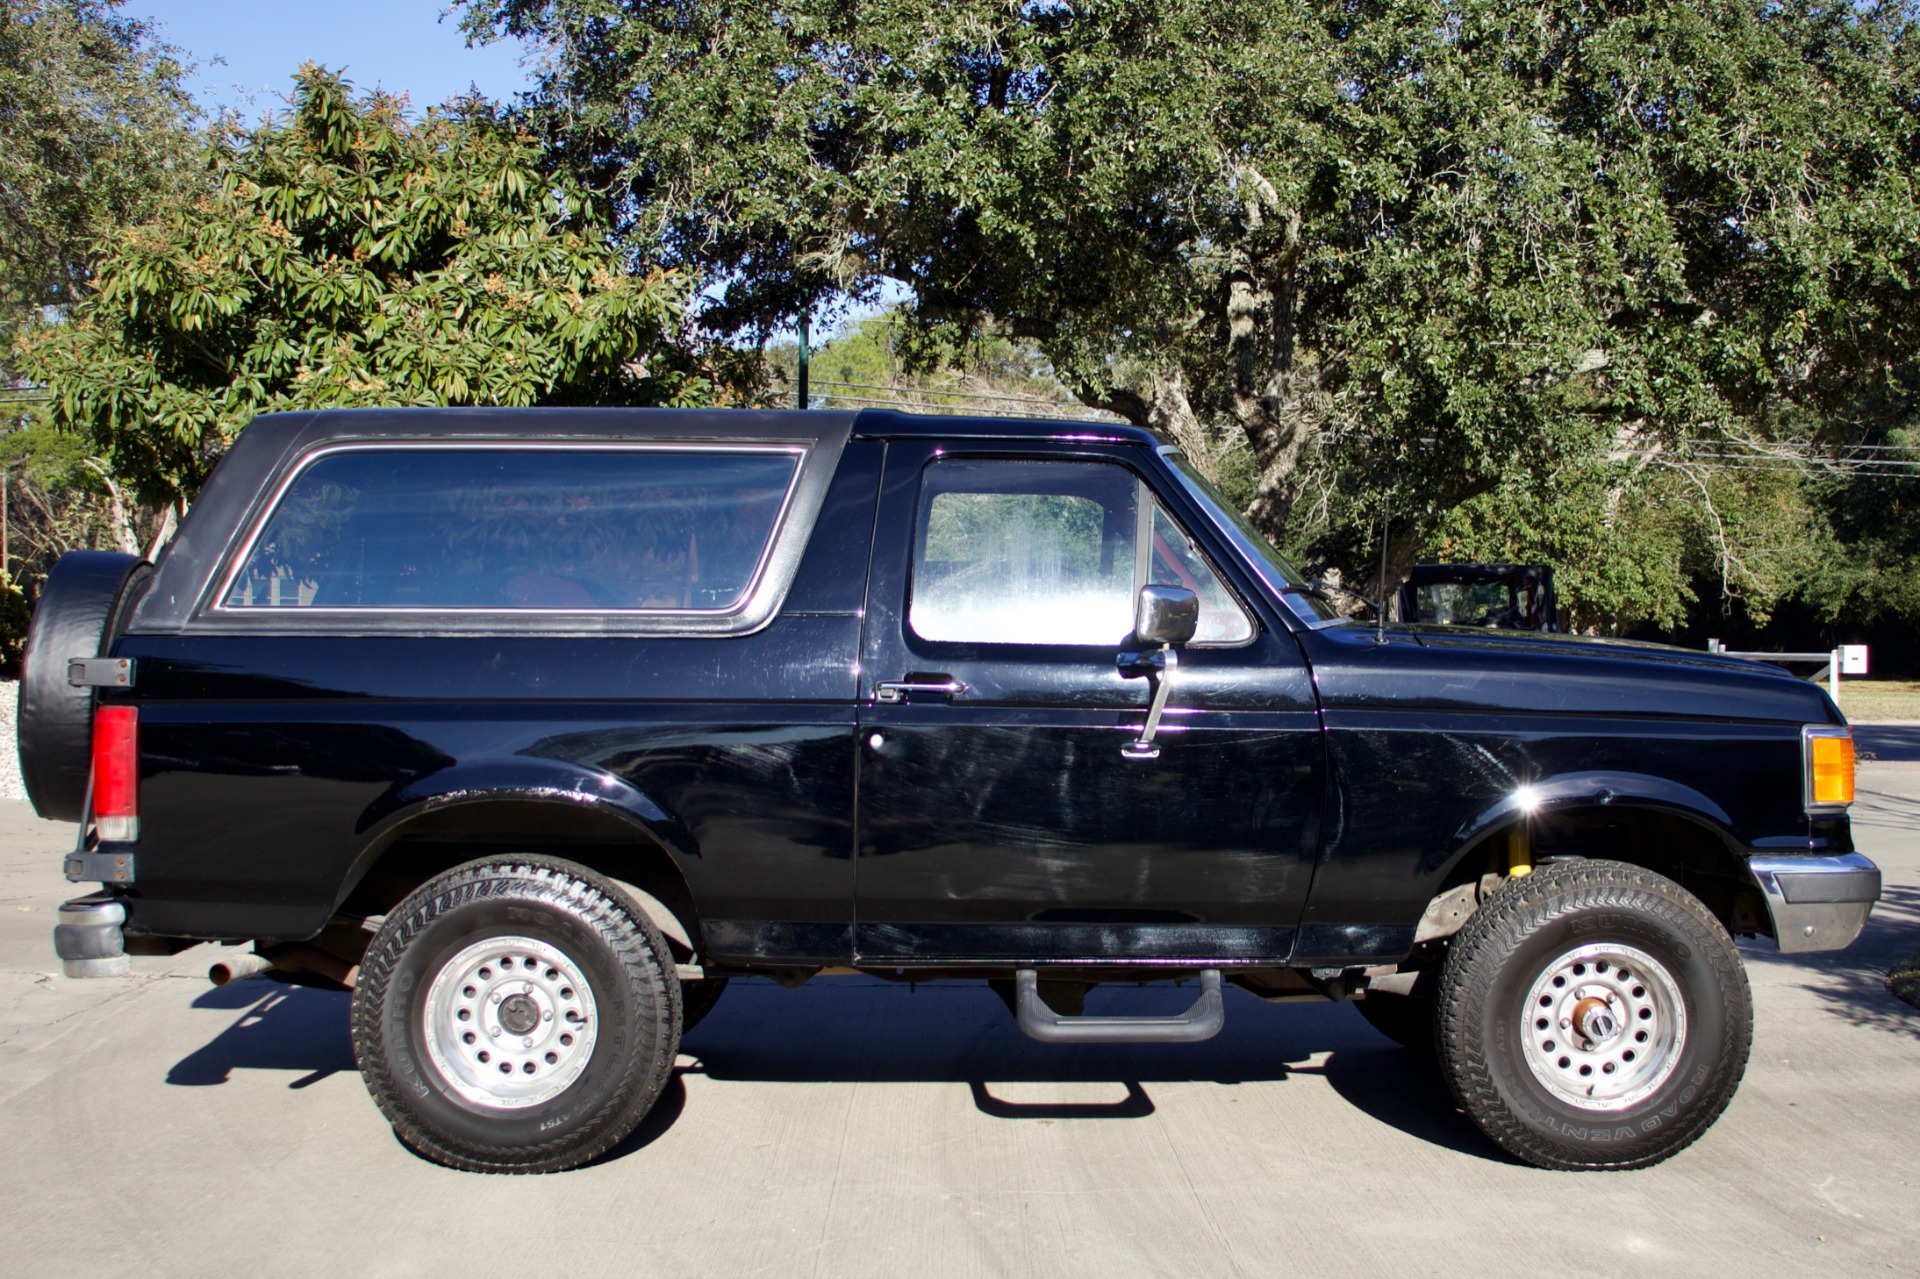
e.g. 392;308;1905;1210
1014;968;1225;1044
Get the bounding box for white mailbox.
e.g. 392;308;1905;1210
1840;644;1869;675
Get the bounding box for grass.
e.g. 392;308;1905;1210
1837;678;1920;724
1890;951;1920;1012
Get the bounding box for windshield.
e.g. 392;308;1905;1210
1163;453;1338;624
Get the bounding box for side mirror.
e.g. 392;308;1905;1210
1134;584;1199;648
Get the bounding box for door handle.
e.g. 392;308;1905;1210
874;678;967;704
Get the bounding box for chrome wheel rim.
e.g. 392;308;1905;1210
1520;942;1685;1112
421;935;599;1110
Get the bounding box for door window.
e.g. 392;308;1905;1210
1149;505;1256;644
909;459;1252;646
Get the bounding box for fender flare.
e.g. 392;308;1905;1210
334;757;698;912
1442;770;1743;876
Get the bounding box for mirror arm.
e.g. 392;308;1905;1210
1121;646;1178;760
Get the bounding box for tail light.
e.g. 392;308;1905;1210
91;705;139;842
1803;725;1855;812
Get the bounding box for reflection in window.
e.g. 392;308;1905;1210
224;447;800;612
1150;506;1254;644
913;461;1135;644
909;459;1251;646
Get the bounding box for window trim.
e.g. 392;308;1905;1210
904;455;1255;650
192;438;823;637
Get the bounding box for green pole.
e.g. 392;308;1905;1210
797;312;810;410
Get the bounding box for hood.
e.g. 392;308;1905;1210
1302;621;1842;726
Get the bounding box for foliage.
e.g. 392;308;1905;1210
0;422;135;577
0;0;199;319
766;309;1106;420
464;0;1920;615
0;570;27;668
1794;424;1920;629
14;65;743;506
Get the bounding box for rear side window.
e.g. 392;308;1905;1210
222;446;802;612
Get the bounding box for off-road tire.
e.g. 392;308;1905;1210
1437;859;1751;1170
679;975;729;1033
352;856;681;1173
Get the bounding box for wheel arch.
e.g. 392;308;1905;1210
336;777;705;955
1427;771;1773;942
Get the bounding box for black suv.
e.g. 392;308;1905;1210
23;408;1880;1173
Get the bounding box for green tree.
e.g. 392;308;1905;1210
14;66;742;506
767;307;1109;421
1793;411;1920;633
0;0;198;338
464;0;1920;593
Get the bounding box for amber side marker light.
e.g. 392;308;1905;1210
1804;726;1855;811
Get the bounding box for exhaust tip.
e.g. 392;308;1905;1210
208;953;273;986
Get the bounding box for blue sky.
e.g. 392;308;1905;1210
134;1;535;120
130;2;902;339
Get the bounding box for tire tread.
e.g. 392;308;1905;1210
351;855;681;1174
1436;859;1752;1170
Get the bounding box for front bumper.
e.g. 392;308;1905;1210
1748;853;1882;954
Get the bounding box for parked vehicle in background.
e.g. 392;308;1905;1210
1399;563;1559;631
22;408;1879;1174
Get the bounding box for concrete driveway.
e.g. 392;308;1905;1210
1;774;1916;1279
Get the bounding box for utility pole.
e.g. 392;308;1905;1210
797;312;810;410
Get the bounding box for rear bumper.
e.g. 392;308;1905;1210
1748;853;1882;954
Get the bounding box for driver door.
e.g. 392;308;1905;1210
852;440;1323;964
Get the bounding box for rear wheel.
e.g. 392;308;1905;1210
1437;859;1751;1170
352;856;681;1173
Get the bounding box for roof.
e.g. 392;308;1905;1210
233;405;1157;447
129;405;1162;634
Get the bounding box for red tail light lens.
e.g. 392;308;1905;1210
91;705;139;842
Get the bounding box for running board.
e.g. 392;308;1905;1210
1014;968;1225;1044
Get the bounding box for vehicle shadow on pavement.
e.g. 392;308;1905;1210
158;975;1503;1164
167;981;356;1088
676;979;1503;1162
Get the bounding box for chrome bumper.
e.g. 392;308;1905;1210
1748;853;1882;954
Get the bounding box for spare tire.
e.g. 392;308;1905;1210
19;551;148;821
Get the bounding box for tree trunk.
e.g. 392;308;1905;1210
145;501;179;559
83;459;140;555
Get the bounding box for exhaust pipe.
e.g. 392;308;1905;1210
208;952;274;986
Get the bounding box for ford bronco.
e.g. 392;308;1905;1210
22;407;1880;1172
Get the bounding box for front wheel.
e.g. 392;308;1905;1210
1436;859;1751;1170
351;856;681;1173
